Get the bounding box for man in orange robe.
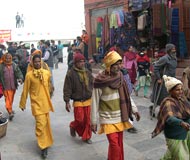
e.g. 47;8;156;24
0;53;23;120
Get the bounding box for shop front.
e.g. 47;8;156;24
84;0;190;63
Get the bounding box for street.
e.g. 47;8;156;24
0;54;167;160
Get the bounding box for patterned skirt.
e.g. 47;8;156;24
161;132;190;160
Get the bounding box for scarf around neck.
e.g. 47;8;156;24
2;53;13;65
33;68;44;82
74;67;89;88
94;71;133;122
152;96;190;138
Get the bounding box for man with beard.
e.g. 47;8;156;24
150;43;177;117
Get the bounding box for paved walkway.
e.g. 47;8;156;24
0;61;166;160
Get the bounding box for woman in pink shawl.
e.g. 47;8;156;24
123;45;137;85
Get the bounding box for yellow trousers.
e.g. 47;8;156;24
35;113;53;149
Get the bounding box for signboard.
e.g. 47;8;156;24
0;30;11;43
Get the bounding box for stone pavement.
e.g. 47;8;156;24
0;61;167;160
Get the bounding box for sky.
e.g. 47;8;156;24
0;0;85;40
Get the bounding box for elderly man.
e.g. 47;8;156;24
63;52;93;144
19;54;54;159
150;43;177;117
91;51;140;160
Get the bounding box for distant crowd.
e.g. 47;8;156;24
1;29;190;160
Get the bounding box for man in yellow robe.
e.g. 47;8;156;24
27;49;54;97
19;54;54;159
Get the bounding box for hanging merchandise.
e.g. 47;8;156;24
101;9;137;53
171;8;179;33
102;15;110;50
179;32;188;58
118;11;137;50
109;11;119;29
152;4;161;36
116;11;122;27
96;17;103;38
167;0;172;8
129;0;143;11
152;2;169;37
161;3;167;35
137;11;148;30
118;10;125;26
171;8;179;50
96;17;103;49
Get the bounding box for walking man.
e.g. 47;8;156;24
150;43;177;116
63;52;93;144
0;53;23;120
15;12;21;28
42;40;54;90
19;54;54;159
91;51;140;160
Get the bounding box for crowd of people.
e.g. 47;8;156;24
1;29;190;160
0;39;63;158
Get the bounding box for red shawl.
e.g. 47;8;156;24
124;51;136;60
0;83;3;98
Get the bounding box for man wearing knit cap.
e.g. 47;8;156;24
91;51;140;160
67;49;92;71
152;75;190;159
150;43;177;117
63;52;93;144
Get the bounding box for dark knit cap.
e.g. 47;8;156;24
74;53;85;63
165;43;175;53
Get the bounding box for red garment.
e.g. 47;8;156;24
102;15;110;48
0;83;3;98
73;53;85;63
3;90;16;113
70;106;92;140
124;51;136;60
97;17;103;23
109;46;117;52
155;51;166;58
128;64;137;84
136;54;150;63
107;132;124;160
